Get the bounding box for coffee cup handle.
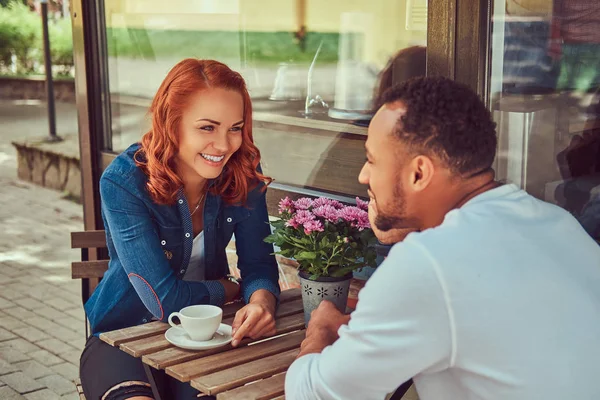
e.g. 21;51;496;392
168;312;181;329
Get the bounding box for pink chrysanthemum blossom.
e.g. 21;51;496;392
311;197;343;209
338;206;363;222
278;197;295;214
312;205;340;223
285;218;300;229
354;210;371;231
294;210;315;225
355;197;369;211
293;198;314;210
303;219;324;235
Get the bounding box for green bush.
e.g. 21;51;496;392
49;17;73;76
0;2;73;77
106;28;339;64
0;3;40;74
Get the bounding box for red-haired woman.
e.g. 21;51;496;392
79;59;281;400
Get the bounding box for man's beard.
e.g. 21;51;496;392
372;181;418;232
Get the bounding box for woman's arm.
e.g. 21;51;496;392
229;186;281;346
100;174;226;321
234;186;281;304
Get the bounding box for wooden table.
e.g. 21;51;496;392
99;288;304;400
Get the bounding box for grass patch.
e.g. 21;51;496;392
106;28;340;64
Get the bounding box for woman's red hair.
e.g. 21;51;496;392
135;59;271;205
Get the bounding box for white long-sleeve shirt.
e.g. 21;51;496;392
285;184;600;400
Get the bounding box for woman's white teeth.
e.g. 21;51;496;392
201;154;225;162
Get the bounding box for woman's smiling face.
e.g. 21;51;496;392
176;87;244;181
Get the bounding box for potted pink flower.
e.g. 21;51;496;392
265;196;377;325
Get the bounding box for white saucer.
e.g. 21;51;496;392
165;323;233;350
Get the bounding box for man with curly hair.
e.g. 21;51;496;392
285;77;600;400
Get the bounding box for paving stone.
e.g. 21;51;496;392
0;372;44;394
0;339;41;354
0;273;17;284
13;327;50;343
4;284;34;297
0;358;19;375
4;307;38;321
0;297;17;310
70;337;86;351
44;298;73;312
0;314;29;330
14;361;54;380
59;392;79;400
32;307;64;321
58;350;81;366
28;350;63;367
47;326;80;343
15;276;44;286
54;292;81;307
0;287;26;301
0;327;17;342
0;347;30;364
35;339;77;356
0;263;25;278
0;386;26;399
36;374;74;396
65;309;84;320
24;389;61;400
27;289;55;301
54;317;80;331
23;317;61;332
49;363;78;382
13;299;45;313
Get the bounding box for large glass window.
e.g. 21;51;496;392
490;0;600;242
103;0;427;197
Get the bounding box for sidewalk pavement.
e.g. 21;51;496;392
0;99;84;399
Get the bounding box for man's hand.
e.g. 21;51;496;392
297;301;351;359
231;289;277;347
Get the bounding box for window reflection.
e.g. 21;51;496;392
491;0;600;242
104;0;427;198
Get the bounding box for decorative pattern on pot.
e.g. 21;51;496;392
299;271;352;327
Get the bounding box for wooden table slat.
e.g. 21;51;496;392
142;313;305;369
278;288;301;303
216;373;286;400
191;348;298;395
274;299;304;319
120;333;171;357
166;331;304;382
100;321;169;346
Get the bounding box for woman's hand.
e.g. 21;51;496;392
231;289;277;347
218;278;241;303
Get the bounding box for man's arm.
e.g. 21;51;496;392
285;240;454;400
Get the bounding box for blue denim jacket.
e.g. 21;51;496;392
85;144;280;335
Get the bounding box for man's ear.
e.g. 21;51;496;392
407;155;435;192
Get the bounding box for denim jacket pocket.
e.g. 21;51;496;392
222;207;251;239
156;224;183;267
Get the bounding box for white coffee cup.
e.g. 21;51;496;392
168;305;223;342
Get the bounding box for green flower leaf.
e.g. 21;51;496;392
295;251;317;260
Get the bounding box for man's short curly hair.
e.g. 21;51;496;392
381;76;497;175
